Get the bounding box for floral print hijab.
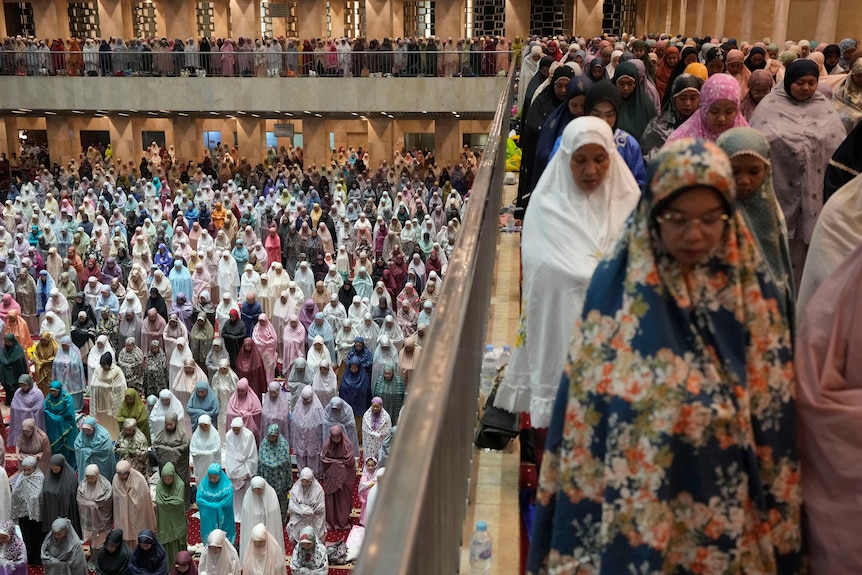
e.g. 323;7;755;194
527;138;801;574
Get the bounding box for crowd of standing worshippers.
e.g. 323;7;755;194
0;137;467;574
0;35;516;78
493;30;862;575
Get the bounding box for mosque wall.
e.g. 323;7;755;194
633;0;860;45
1;114;492;167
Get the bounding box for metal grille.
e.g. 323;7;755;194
68;2;100;38
14;3;36;37
344;0;366;38
325;0;332;38
195;2;215;38
133;1;157;38
404;0;435;38
602;0;637;36
529;0;569;37
473;0;505;37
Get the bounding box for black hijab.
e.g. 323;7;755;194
96;530;132;575
129;530;167;575
338;280;357;309
42;454;82;536
145;288;168;321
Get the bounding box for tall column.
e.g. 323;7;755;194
97;0;126;38
366;0;393;40
300;118;329;168
46;117;75;166
367;118;394;168
229;0;260;39
772;0;790;46
694;1;704;37
739;0;753;44
2;119;19;160
434;118;460;167
109;116;135;165
173;117;203;167
297;0;325;39
236;117;266;163
162;0;196;41
816;0;840;44
714;0;726;39
678;0;688;36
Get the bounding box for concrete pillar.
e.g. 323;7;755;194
236;117;266;163
301;117;329;168
677;0;688;36
434;117;460;166
367;118;394;168
436;0;463;43
97;0;125;38
714;0;726;40
33;1;67;40
2;119;19;160
739;0;753;44
46;117;75;165
161;0;196;41
505;0;529;39
173;117;203;168
108;116;135;164
772;0;790;46
816;0;839;44
694;0;703;36
229;0;260;39
366;0;393;40
297;0;325;39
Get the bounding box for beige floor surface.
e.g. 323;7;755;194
459;182;521;574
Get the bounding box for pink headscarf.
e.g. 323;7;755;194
667;73;749;142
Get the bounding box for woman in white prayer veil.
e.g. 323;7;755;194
271;290;296;351
217;250;240;297
87;335;115;375
149;389;187;439
305;335;331;374
225;417;258;517
168;336;193;387
293;262;316;301
190;414;222;485
210;359;239;441
119;291;143;320
496;116;641;428
239;477;285;560
199;528;241;575
379;315;405;350
323;267;343;295
356;313;380;349
215;291;240;330
267;262;291;296
371;335;399;384
287;281;305;307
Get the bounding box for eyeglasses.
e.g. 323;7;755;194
655;209;730;232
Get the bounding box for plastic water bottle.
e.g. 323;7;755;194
469;521;493;575
505;206;515;232
480;345;497;397
496;344;511;370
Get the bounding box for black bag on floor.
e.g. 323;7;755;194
475;367;519;450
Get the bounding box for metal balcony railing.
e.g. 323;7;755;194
0;49;515;78
353;62;514;574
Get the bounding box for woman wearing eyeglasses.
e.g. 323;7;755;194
527;138;801;575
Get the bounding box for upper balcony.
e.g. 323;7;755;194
0;50;510;118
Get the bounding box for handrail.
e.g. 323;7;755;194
353;62;514;574
0;49;514;78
